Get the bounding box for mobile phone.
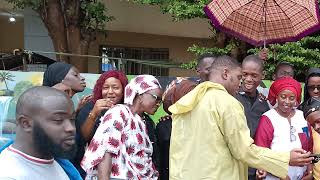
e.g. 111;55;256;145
310;154;320;164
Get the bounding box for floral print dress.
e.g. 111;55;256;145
81;104;158;180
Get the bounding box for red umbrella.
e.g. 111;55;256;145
204;0;320;47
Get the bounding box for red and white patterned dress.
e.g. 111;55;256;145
81;104;158;180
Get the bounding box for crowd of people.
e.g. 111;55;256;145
0;52;319;180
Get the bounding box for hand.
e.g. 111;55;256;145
289;148;313;166
76;95;93;113
280;176;290;180
302;164;313;180
52;83;73;97
258;48;269;61
91;98;115;117
301;172;313;180
160;115;171;122
256;169;267;180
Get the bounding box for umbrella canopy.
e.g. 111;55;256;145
204;0;320;46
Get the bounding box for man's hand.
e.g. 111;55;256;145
159;115;171;122
289;148;313;166
258;48;269;61
256;169;267;180
280;176;290;180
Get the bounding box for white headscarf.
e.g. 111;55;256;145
124;75;161;105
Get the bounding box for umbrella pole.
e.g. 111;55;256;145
263;0;267;48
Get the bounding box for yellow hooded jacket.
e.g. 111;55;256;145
169;82;289;180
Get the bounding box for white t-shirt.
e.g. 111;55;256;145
0;146;69;180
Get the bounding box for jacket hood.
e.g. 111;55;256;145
168;81;227;115
304;68;320;102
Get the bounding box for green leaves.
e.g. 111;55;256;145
4;0;43;10
0;71;15;82
181;42;236;69
131;0;209;21
6;0;114;32
248;36;320;80
80;0;114;31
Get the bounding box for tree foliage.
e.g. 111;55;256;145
0;71;14;90
133;0;320;80
131;0;209;21
5;0;114;72
6;0;113;33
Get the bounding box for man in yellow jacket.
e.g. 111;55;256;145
169;55;313;180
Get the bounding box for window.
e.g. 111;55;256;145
100;46;170;76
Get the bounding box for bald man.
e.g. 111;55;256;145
0;86;77;180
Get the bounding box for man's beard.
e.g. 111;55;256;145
32;122;77;159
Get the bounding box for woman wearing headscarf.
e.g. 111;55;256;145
81;75;162;180
303;97;320;180
43;62;91;112
255;77;313;180
298;67;320;110
72;70;128;178
43;62;86;96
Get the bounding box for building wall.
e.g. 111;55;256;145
88;30;212;76
1;0;213;77
0;16;24;53
104;0;212;39
23;9;56;60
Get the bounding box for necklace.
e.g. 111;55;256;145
275;108;293;118
275;108;296;142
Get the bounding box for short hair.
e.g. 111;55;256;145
210;55;240;71
16;86;69;117
275;61;294;74
242;55;264;72
197;53;217;68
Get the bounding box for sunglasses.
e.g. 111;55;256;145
308;85;320;91
145;92;162;103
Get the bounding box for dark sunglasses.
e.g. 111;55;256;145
308;85;320;91
145;92;162;103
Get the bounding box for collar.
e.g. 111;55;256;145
8;145;54;164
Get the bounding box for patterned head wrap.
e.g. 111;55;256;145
162;78;196;114
268;77;302;106
124;75;161;105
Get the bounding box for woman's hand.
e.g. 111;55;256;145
91;98;115;117
76;95;93;113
